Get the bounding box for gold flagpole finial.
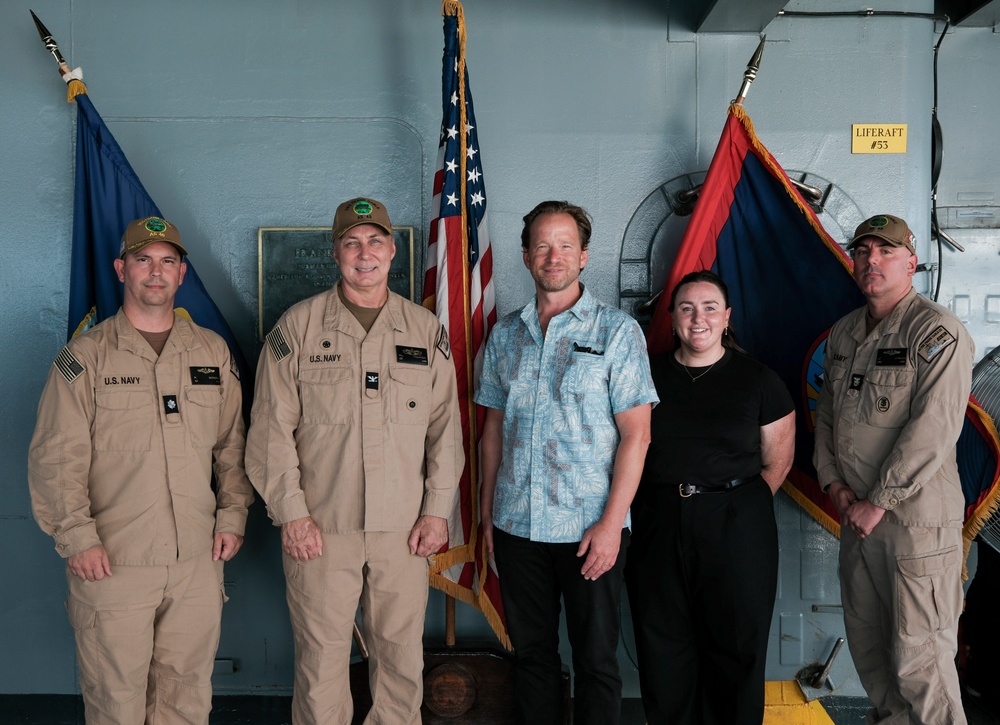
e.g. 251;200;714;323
734;35;766;106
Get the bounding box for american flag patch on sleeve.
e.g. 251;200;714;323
266;327;292;363
54;346;85;384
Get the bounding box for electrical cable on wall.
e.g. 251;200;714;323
778;9;955;301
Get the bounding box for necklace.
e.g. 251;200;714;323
681;360;717;382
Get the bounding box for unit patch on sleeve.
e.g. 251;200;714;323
54;346;85;384
917;326;957;363
266;326;292;363
229;357;240;381
190;366;222;385
396;346;429;365
436;325;451;360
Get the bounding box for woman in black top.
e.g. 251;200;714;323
626;270;795;725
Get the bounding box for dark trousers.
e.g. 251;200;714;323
492;528;628;725
625;477;778;725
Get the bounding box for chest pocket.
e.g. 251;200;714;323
862;367;914;429
560;352;609;395
94;390;154;452
389;364;432;426
825;361;847;393
299;366;353;425
184;386;223;448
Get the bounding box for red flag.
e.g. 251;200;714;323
647;103;864;536
423;0;506;648
647;104;1000;566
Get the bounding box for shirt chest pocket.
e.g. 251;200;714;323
94;390;154;452
560;353;609;395
825;361;847;399
389;365;432;426
184;386;223;448
862;367;913;429
298;366;353;425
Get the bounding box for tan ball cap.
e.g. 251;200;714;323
847;214;916;255
333;197;393;240
120;216;188;258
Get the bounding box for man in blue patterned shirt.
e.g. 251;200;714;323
476;200;657;725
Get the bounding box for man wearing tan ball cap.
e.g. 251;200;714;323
247;197;462;724
814;213;972;724
28;215;253;724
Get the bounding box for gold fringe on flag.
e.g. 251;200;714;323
67;79;87;103
961;401;1000;579
730;103;854;276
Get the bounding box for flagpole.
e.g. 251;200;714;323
734;35;766;106
441;0;471;650
30;10;87;101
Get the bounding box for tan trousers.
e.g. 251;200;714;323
283;530;429;725
839;522;966;725
66;554;226;725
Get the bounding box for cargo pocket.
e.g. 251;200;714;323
66;597;98;631
897;546;958;636
66;598;101;694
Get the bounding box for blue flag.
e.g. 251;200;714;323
68;89;251;403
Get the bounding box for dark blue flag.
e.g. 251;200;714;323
68;89;251;403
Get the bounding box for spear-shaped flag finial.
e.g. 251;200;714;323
31;9;70;76
734;35;766;106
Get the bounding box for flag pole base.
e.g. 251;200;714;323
349;645;570;723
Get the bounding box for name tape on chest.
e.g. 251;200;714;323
396;346;428;365
190;366;221;385
875;348;907;367
917;326;956;363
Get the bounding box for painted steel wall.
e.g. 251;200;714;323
2;0;995;701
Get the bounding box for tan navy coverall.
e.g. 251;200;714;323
246;283;462;725
28;310;253;725
814;287;973;725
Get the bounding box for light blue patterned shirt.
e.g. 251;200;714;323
475;287;658;543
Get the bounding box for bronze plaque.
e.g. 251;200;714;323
257;226;415;339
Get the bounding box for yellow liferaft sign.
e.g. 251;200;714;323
852;124;907;154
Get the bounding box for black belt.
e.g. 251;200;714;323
678;477;755;498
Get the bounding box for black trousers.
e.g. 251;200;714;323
493;528;629;725
625;477;778;725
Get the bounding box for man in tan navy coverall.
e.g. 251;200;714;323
28;216;254;724
814;214;972;725
246;197;462;725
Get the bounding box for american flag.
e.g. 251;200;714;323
423;0;506;648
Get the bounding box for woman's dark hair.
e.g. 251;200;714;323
668;270;744;352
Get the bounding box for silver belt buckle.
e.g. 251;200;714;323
679;483;695;498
